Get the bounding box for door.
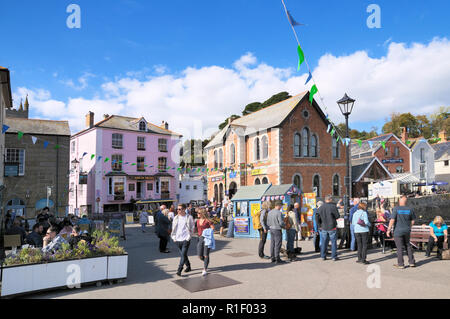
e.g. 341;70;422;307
136;182;145;199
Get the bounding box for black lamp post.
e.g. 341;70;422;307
337;93;355;249
71;159;80;211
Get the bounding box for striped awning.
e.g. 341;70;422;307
387;173;420;184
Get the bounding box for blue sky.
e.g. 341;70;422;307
1;0;450;135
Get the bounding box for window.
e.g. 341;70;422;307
313;175;321;197
214;151;218;169
219;149;223;169
137;136;145;150
158;139;168;152
302;128;310;157
394;147;400;157
79;174;88;185
332;135;339;159
262;177;269;184
230;144;236;164
139;121;146;131
6;149;25;176
147;183;153;191
137;157;145;171
156;181;160;193
255;178;261;185
129;183;135;192
420;148;425;163
332;175;339;197
261;136;268;159
158;157;167;171
71;141;76;153
108;177;125;200
445;160;449;166
193;185;198;190
111;154;123;171
294;133;301;157
254;138;260;161
396;166;404;173
311;135;318;158
385;147;389;156
186;185;190;190
112;133;123;148
420;165;425;179
161;181;169;193
179;183;182;189
293;175;302;189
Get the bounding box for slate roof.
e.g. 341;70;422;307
231;184;271;201
263;184;294;196
205;92;310;149
73;115;182;138
5;117;70;136
432;141;450;160
351;157;375;182
350;134;393;158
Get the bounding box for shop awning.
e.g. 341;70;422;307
387;173;420;184
231;185;271;201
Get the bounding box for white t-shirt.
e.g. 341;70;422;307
175;215;190;242
168;211;175;221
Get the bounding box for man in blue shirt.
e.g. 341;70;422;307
349;198;360;251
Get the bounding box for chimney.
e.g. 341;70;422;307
161;121;169;130
86;111;94;128
439;130;447;142
400;127;408;143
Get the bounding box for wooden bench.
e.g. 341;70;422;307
382;225;430;254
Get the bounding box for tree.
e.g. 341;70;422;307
430;106;450;137
242;92;291;116
242;102;262;116
415;115;432;139
382;112;420;137
218;114;241;130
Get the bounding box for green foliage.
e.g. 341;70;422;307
218;114;241;130
335;123;378;140
180;139;211;167
242;102;262;116
242;92;291;116
4;247;44;266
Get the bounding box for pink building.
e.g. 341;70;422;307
69;112;182;215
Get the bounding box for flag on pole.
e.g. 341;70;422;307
309;84;318;104
297;45;305;71
305;71;312;85
286;10;303;27
31;136;38;144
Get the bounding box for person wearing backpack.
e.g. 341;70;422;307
351;201;370;264
286;204;300;261
255;201;271;259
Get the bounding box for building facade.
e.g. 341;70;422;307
4;104;70;218
432;131;450;190
205;92;347;202
178;168;208;205
69;112;182;216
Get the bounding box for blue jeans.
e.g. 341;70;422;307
286;229;296;253
350;224;356;251
141;223;146;231
175;240;191;272
320;229;338;259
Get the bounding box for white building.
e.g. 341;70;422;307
408;138;436;185
178;168;208;205
432;131;450;190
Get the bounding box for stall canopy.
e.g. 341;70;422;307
261;184;300;201
231;185;271;201
386;173;420;184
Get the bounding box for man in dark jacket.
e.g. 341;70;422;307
316;195;340;261
26;223;44;247
6;219;27;245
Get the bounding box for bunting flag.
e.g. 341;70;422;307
356;139;362;147
97;156;102;161
31;136;38;144
18;131;24;140
305;71;312;85
112;160;117;164
54;145;60;150
406;140;411;145
91;154;95;160
44;141;49;149
336;136;340;143
2;125;9;134
82;152;88;158
104;158;110;163
297;45;305;71
381;141;386;149
330;128;335;136
327;124;331;133
309;84;318;104
286;9;303;27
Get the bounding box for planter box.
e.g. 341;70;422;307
1;256;108;297
107;254;128;280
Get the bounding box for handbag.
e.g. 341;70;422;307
441;242;450;260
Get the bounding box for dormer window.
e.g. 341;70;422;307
139;121;146;131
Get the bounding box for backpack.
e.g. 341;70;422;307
284;213;292;230
252;210;262;230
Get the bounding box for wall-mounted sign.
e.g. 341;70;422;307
211;177;222;182
251;168;267;176
382;158;404;164
4;164;19;177
130;176;154;180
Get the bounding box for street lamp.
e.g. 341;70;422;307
337;93;355;249
71;159;80;213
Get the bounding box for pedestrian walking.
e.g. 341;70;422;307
156;208;171;253
286;204;300;261
267;201;286;264
312;201;323;252
257;201;271;259
352;201;370;264
425;216;448;258
196;207;215;276
219;202;229;237
386;195;416;269
349;198;360;251
139;210;148;233
171;204;195;276
316;195;340;261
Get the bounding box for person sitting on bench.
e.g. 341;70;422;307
426;216;448;258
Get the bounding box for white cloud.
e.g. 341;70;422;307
14;38;450;139
61;72;95;91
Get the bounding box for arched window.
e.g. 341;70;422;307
139;121;146;131
261;136;268;159
219;149;223;169
313;174;321;197
262;177;269;184
230;144;236;165
254;137;260;161
294;133;301;157
214;151;218;169
311;134;318;157
302;128;310;157
293;175;302;189
219;183;224;203
333;174;340;197
332;135;339;159
214;184;218;202
255;178;261;185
